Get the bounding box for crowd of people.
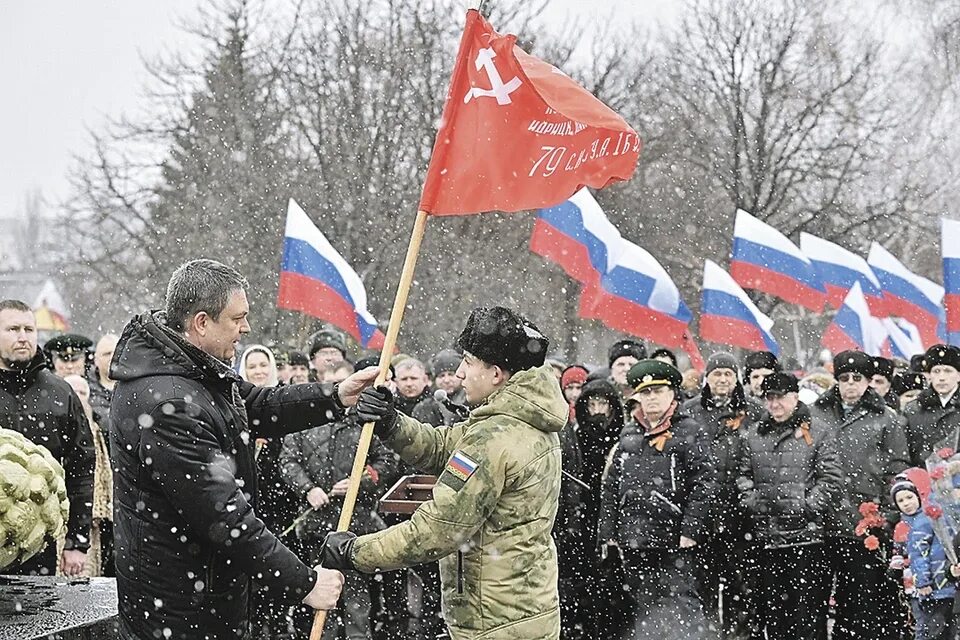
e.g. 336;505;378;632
2;261;960;640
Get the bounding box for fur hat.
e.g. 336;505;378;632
923;344;960;372
893;372;926;396
873;356;895;381
833;350;875;378
308;328;347;358
456;307;548;373
743;351;781;377
760;372;799;396
608;339;647;368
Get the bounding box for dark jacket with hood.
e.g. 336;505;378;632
683;382;763;532
737;403;843;548
572;380;624;543
904;386;960;466
109;311;346;640
0;349;95;552
809;386;909;537
597;405;716;550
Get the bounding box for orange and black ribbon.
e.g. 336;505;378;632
795;419;813;446
725;412;745;431
649;431;673;452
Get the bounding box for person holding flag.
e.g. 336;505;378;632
320;307;567;640
306;3;642;638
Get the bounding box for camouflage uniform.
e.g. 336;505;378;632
350;365;567;640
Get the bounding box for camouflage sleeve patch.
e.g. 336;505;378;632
439;450;480;491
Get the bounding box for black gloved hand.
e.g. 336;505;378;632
356;386;399;438
322;531;358;571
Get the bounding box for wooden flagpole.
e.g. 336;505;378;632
309;209;429;639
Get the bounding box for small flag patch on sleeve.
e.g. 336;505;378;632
440;451;480;491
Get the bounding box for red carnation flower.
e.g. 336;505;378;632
859;501;880;517
931;467;946;480
926;505;944;519
939;447;957;460
864;535;880;551
894;521;911;543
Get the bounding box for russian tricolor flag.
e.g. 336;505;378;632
531;189;701;364
821;282;887;356
277;199;386;349
867;242;944;346
730;210;825;311
800;232;886;315
700;260;780;355
882;317;925;361
943;218;960;346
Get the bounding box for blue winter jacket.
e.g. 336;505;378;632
904;511;957;600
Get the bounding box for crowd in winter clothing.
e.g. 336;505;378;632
5;282;960;639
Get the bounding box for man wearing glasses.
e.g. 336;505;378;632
809;350;909;640
737;372;842;640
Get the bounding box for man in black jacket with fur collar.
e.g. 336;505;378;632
809;350;908;640
110;259;377;640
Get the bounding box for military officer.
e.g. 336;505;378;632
323;306;567;640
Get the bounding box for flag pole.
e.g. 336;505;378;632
309;209;429;640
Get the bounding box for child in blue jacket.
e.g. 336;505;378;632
893;477;958;640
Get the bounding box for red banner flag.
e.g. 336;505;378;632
419;10;641;215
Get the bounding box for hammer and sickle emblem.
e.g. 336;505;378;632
463;47;522;105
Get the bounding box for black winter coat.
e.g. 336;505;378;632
573;379;624;545
737;404;843;548
682;384;763;532
904;388;960;466
109;312;345;640
809;386;909;537
280;411;397;537
411;387;468;427
598;411;716;551
0;350;95;552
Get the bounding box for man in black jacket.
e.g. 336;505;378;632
598;360;716;640
110;259;374;640
737;372;842;640
682;352;763;639
904;344;960;466
809;350;908;640
0;299;95;577
281;401;397;639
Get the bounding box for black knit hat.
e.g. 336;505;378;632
833;350;875;378
890;475;921;510
705;352;739;376
760;371;799;396
892;372;926;396
608;338;647;368
457;307;549;373
923;344;960;372
431;349;463;376
743;351;781;377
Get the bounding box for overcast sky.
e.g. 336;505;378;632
0;1;684;220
